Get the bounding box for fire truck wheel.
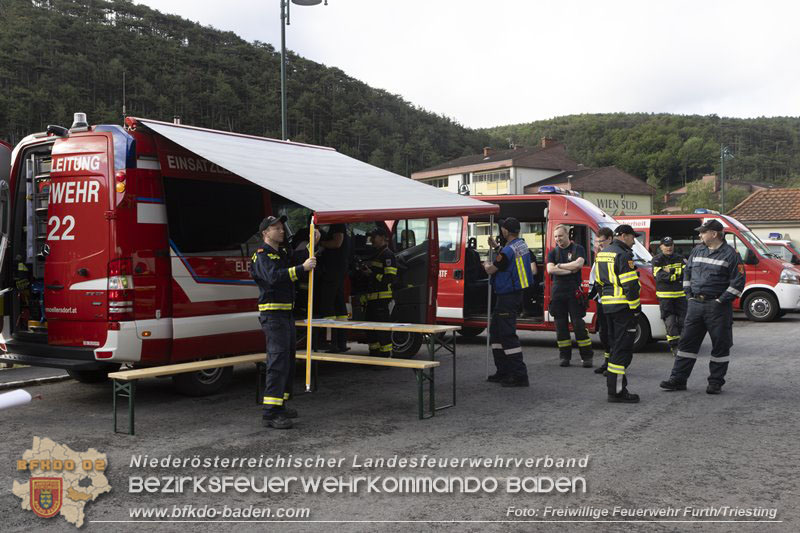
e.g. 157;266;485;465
173;366;233;396
743;291;779;322
457;327;485;338
392;331;422;358
632;313;652;353
66;365;120;384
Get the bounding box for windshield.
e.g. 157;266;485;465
739;230;776;258
599;221;653;263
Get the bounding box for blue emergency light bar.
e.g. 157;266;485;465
769;232;783;239
694;208;721;214
538;185;580;197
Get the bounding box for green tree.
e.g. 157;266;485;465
723;187;750;213
679;181;717;213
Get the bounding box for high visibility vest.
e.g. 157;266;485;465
493;238;534;295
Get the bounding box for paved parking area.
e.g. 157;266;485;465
1;314;797;531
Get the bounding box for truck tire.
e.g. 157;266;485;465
67;365;120;384
457;327;485;338
392;331;422;358
173;366;233;396
743;291;779;322
632;313;652;353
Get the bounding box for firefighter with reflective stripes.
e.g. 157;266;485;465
589;227;615;374
484;218;532;387
595;224;641;403
363;227;397;357
249;215;317;429
547;224;593;367
652;236;688;356
660;219;745;395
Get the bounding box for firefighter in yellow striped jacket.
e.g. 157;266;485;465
594;224;642;404
249;215;316;429
363;227;398;357
651;236;688;356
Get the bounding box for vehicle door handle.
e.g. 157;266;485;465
454;269;463;280
46;284;64;291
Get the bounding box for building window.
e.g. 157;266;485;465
472;169;510;195
422;177;449;188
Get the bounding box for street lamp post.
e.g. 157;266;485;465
280;0;326;141
720;145;733;212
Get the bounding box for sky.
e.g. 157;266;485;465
135;0;800;129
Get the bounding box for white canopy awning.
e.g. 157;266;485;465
134;118;498;223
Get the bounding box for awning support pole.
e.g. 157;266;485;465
305;219;315;392
486;214;494;378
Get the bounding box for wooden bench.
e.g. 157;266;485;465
109;354;264;435
110;351;440;435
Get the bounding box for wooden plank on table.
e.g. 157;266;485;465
294;319;460;334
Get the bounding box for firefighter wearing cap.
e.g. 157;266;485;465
652;236;688;356
484;217;533;387
660;219;745;395
594;224;641;403
363;227;397;357
249;215;317;429
547;224;593;367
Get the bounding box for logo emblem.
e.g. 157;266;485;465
30;478;62;518
567;252;573;260
738;264;745;274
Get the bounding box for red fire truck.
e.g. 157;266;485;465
434;187;666;351
617;212;800;321
0;115;497;394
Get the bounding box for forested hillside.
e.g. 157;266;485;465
485;113;800;192
0;0;490;176
1;1;798;189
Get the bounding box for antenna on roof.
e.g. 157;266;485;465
122;71;126;119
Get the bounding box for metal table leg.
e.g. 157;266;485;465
113;380;136;435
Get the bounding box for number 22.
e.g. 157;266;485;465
47;215;75;241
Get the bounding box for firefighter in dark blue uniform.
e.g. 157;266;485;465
652;236;688;356
249;215;317;429
594;224;641;403
363;227;397;356
484;218;533;387
660;219;745;394
547;224;593;367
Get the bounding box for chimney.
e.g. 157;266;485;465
541;137;556;149
483;147;494;157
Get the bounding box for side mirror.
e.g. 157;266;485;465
791;256;800;266
744;249;759;265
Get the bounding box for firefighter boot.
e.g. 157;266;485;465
262;415;293;429
659;378;687;391
594;353;610;374
608;390;640;403
706;383;722;395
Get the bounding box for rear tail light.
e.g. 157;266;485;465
95;351;113;359
108;258;134;320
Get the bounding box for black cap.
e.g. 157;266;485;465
500;217;521;233
660;236;674;246
614;224;638;236
259;215;287;232
369;226;388;238
695;219;724;233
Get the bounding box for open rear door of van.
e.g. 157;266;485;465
44;135;112;347
0;141;11;315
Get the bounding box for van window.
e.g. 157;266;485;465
395;219;429;251
520;222;545;263
437;217;462;263
164;178;265;256
724;233;750;262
